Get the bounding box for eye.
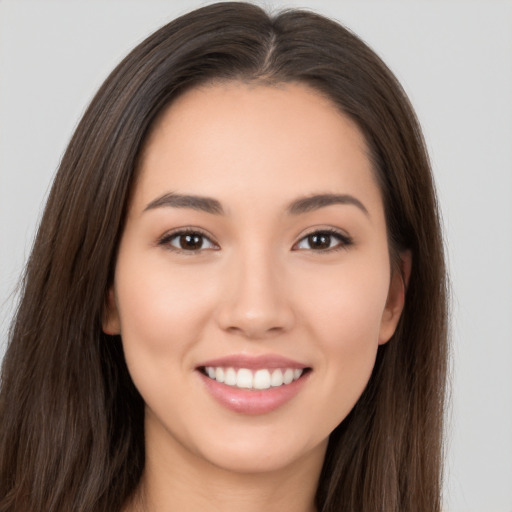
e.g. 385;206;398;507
159;229;218;252
294;229;352;252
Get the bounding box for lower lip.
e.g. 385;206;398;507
198;371;310;415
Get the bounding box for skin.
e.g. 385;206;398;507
104;82;409;512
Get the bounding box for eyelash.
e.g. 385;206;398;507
158;228;219;254
157;228;353;254
292;229;353;252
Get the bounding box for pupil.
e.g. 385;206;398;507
180;234;202;250
309;233;330;249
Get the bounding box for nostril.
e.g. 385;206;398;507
214;276;296;337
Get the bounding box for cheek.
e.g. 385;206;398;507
300;258;390;345
313;284;384;384
113;252;218;370
113;255;221;428
296;259;389;419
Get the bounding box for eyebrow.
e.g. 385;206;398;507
287;193;369;217
143;192;368;217
144;192;224;215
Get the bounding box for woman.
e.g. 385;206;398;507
0;2;448;511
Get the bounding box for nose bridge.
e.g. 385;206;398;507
216;241;294;338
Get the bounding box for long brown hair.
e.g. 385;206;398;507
0;3;448;511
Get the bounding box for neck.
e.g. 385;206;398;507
133;466;320;512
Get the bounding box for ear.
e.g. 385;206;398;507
378;250;412;345
102;288;121;335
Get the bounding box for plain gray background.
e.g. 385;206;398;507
1;1;511;510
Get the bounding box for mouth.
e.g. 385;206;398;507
196;355;312;414
198;366;311;391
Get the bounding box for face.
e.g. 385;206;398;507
104;82;407;477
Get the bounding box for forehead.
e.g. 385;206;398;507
134;81;381;216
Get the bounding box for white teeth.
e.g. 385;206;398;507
253;369;271;390
283;368;294;385
204;366;304;390
224;367;237;386
271;369;284;386
236;368;253;388
215;367;225;383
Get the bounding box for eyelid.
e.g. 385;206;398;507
292;227;353;252
156;226;352;253
157;227;220;253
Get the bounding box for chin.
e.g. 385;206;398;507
191;431;328;476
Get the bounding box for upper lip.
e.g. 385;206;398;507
197;354;309;370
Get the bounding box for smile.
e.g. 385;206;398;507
197;355;311;414
202;367;304;390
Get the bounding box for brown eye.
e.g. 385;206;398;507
178;233;204;250
294;230;352;251
160;230;218;252
307;233;331;249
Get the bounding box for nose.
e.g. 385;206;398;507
215;248;296;340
